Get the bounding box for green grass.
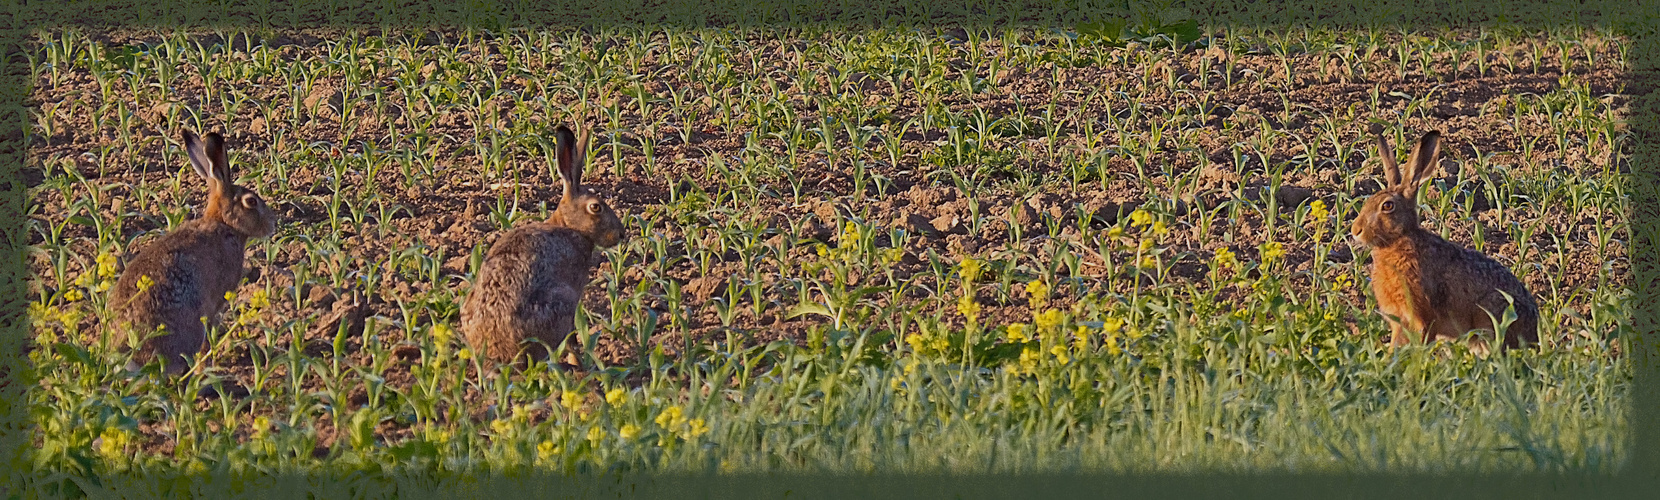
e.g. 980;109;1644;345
18;20;1631;490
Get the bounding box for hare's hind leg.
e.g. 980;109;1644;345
525;311;578;369
1504;311;1539;349
1464;329;1495;358
554;313;581;369
1481;290;1539;349
154;320;206;376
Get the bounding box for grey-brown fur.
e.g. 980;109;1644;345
110;130;278;375
460;124;626;366
1350;126;1539;352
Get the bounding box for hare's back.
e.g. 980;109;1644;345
471;224;594;290
1443;245;1536;311
469;226;593;318
112;247;210;323
120;222;246;294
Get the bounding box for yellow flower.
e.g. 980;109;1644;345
605;388;627;407
839;221;861;249
59;309;84;328
537;440;560;460
1308;199;1330;221
1104;335;1122;356
1106;225;1125;239
881;247;904;265
956;293;981;323
587;426;606;443
75;271;95;288
905;332;929;353
236;307;259;327
252;416;271;439
1260;241;1286;265
1129;209;1152;228
1034;309;1064;333
618;424;641;441
814;243;830;257
1333;273;1355;289
426;426;452;444
1151;220;1169;235
28;301;50;327
1323;310;1338;322
64;288;84;302
432;323;454;347
1212;247;1238;275
1139;255;1158;270
249;289;270;309
655;406;687;429
685;418;710;439
1024;280;1049;309
1138;238;1155;252
958;257;983;283
136;274;155;292
1072;326;1091;353
1017;345;1042;373
1102;316;1125;334
456;348;473;361
1126;326;1144;339
559;391;582;410
96;253;118;278
1005;323;1029;343
97;427;130;460
224;291;237;302
491;418;513;436
1050;345;1070;364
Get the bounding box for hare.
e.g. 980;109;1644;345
1350;127;1539;353
460;124;626;367
110;130;278;375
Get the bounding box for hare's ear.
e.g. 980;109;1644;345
553;125;582;198
206;132;233;193
1369;124;1400;188
1404;131;1441;201
182;130;215;184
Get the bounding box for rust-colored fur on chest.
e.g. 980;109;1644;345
1369;241;1420;327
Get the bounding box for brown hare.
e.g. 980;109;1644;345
111;130;278;375
1350;126;1539;353
460;124;626;367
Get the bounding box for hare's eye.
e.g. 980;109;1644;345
586;201;602;215
1380;200;1394;213
240;193;259;209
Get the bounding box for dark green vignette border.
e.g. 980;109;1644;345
0;1;1653;497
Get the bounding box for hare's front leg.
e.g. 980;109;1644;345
1388;321;1411;348
1379;310;1411;347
